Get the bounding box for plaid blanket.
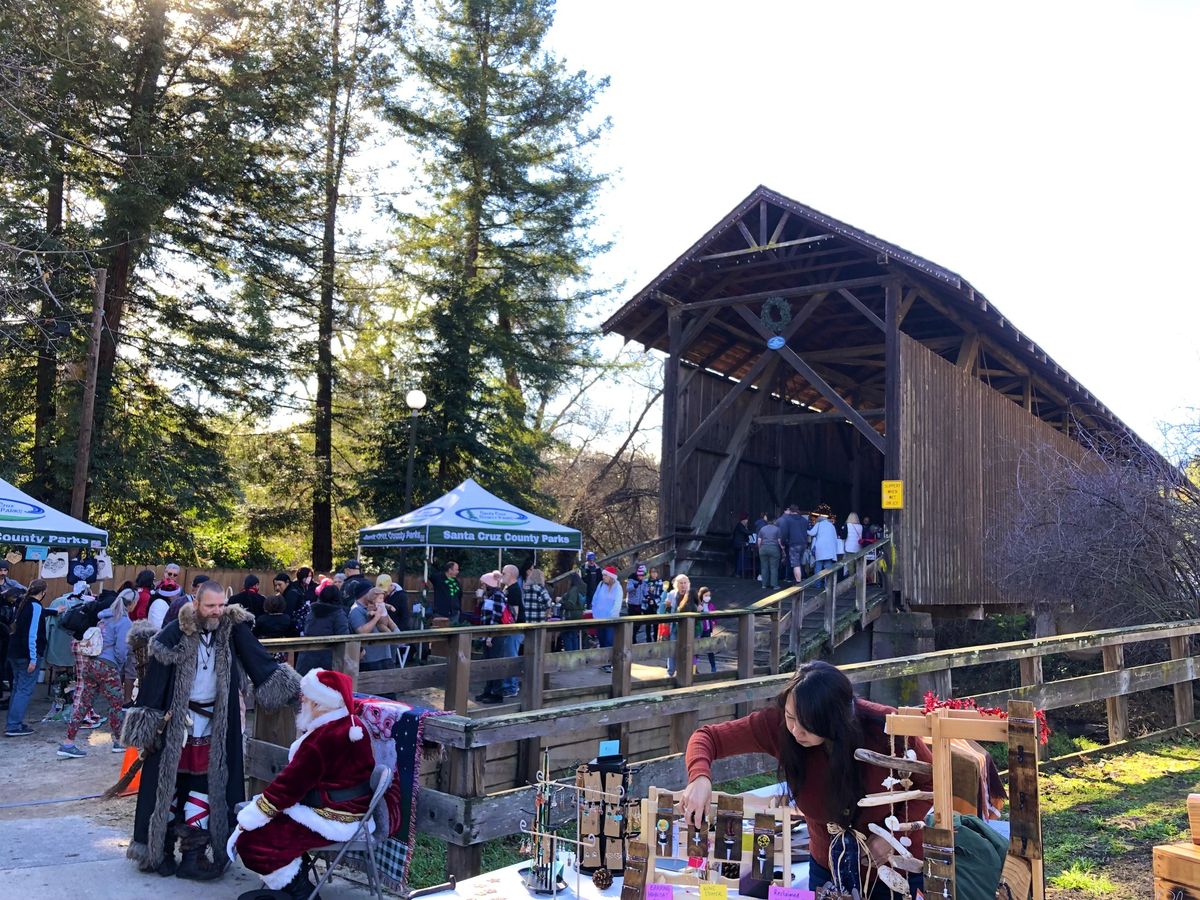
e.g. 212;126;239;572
335;695;449;892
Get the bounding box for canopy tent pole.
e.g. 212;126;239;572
422;545;430;616
497;548;502;570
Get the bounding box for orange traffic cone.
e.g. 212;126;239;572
117;746;142;796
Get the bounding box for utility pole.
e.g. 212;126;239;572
70;268;106;520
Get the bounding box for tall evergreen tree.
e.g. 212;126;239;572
307;0;393;571
1;0;337;554
371;0;608;515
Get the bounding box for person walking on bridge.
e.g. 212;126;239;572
756;518;783;591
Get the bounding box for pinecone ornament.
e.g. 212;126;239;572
592;868;614;889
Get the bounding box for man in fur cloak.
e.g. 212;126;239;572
121;579;301;881
230;667;377;897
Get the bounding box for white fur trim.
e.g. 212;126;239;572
237;796;272;832
300;668;345;710
287;707;348;762
261;856;303;890
281;804;375;843
349;720;364;742
226;825;243;863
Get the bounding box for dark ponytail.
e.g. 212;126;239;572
774;660;868;826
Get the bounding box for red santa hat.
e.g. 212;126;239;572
300;668;364;742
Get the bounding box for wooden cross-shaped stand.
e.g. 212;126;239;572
885;700;1044;900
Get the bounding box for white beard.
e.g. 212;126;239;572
295;700;337;738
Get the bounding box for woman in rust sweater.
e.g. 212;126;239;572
682;661;932;897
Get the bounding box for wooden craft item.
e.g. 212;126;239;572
654;792;676;857
621;841;649;900
583;833;602;868
583;807;601;836
1007;701;1044;861
923;825;956;900
750;814;774;881
1189;794;1200;845
716;795;743;862
888;855;924;874
605;808;624;838
1154;841;1200;887
626;801;642;836
606;771;625;802
607;840;625;871
584;770;604;804
857;789;934;807
883;816;925;834
876;865;909;894
868;822;912;860
853;747;933;775
686;813;709;858
1154;878;1200;899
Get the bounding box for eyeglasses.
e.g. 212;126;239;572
165;570;180;578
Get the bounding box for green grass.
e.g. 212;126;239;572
1040;736;1200;896
1049;861;1116;894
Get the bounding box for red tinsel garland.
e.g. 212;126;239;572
922;692;1051;745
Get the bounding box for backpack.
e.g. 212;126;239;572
60;597;105;640
78;623;104;656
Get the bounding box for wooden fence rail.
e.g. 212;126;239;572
246;609;1200;880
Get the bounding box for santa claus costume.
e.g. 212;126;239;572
232;668;377;895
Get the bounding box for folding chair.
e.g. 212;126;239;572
307;763;393;900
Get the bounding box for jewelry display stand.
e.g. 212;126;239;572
639;787;793;891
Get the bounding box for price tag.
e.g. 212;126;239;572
699;885;727;900
768;887;815;900
646;884;673;900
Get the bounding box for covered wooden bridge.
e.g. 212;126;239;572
604;186;1143;614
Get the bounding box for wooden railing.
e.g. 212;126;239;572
246;616;1200;879
258;539;893;720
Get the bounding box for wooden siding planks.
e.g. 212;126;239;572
899;336;1086;606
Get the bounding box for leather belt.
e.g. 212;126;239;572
302;780;372;808
188;701;215;719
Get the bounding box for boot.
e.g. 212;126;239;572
280;869;320;900
136;827;176;876
174;826;225;882
280;855;321;900
155;829;178;877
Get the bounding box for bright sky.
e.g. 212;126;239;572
546;0;1200;452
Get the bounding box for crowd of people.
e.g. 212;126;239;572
732;504;885;591
1;511;884;729
0;537;915;897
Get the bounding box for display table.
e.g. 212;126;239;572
421;854;813;900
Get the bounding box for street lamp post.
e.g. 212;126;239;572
403;388;427;512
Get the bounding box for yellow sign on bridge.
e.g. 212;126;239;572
881;480;904;509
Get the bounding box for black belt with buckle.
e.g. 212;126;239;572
302;780;372;808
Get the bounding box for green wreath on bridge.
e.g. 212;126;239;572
760;295;791;334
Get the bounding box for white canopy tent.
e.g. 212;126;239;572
0;476;108;548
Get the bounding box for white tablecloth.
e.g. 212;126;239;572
424;852;813;900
